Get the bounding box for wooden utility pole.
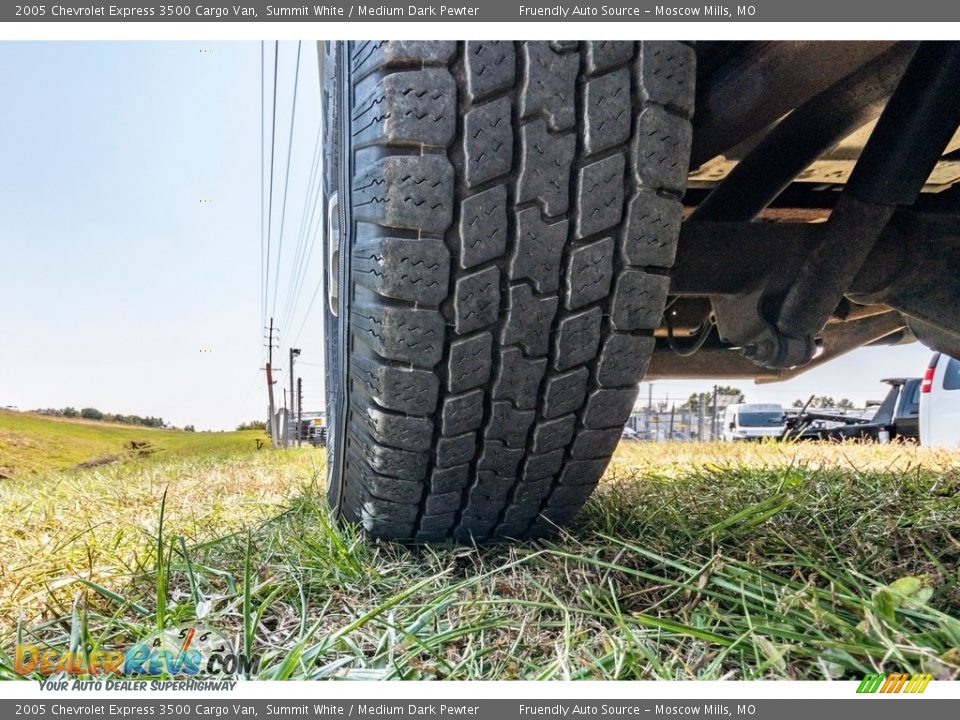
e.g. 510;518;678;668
297;377;303;447
288;347;300;447
265;317;279;447
712;385;720;440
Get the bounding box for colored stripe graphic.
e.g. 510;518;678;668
857;673;932;694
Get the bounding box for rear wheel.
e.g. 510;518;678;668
323;41;694;541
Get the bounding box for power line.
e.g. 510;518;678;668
259;41;266;359
290;275;323;349
279;120;323;329
271;40;303;321
262;41;279;329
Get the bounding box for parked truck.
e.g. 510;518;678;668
919;353;960;447
722;403;787;441
788;378;921;442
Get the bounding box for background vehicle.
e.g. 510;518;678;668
920;354;960;447
322;41;960;541
299;412;327;447
789;378;921;441
722;403;786;441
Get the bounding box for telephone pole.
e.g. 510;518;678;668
288;347;300;447
297;377;303;447
712;385;720;440
265;318;280;447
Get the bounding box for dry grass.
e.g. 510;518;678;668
2;433;959;680
0;434;320;631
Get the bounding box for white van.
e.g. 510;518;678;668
919;353;960;447
722;403;786;441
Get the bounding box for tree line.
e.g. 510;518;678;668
36;407;167;428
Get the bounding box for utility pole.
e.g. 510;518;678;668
288;347;300;447
697;393;706;442
712;385;719;440
265;317;280;447
297;377;303;447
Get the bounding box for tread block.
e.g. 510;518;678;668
352;237;449;304
547;483;598;508
522;450;565;481
351;356;439;415
586;41;634;75
347;449;424;503
631;106;692;196
637;42;696;116
519;42;579;132
570;428;622;459
353;401;434;452
464;97;514;187
447;332;493;393
353;156;454;233
622;191;683;268
468;472;515;503
584;69;631;155
352;69;456;149
350;430;429;481
415;518;456;542
583;387;639;429
502;284;559;357
465;41;516;103
557;457;609;487
565;236;614;310
497;521;532;539
596;333;655;388
351;499;419;533
441;390;485;436
493;347;547;410
575;154;625;239
478;439;525;476
485;401;536;448
517;120;576;217
459;186;507;269
452;521;495;542
436;432;477;468
509;207;568;294
424;491;463;516
352;40;456;79
554;307;603;372
531;414;576;454
542;367;589;419
352;304;444;366
513;477;554;504
430;464;470;494
454;267;501;335
610;270;670;331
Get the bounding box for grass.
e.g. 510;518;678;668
0;409;266;477
1;413;959;680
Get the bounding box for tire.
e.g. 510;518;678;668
324;41;694;542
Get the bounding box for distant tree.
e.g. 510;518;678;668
792;399;806;408
683;386;745;412
61;407;78;418
184;425;196;432
80;407;103;420
811;396;836;408
236;420;267;431
837;398;855;409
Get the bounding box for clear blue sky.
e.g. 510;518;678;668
0;41;935;429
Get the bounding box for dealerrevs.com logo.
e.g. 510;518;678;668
15;624;259;680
